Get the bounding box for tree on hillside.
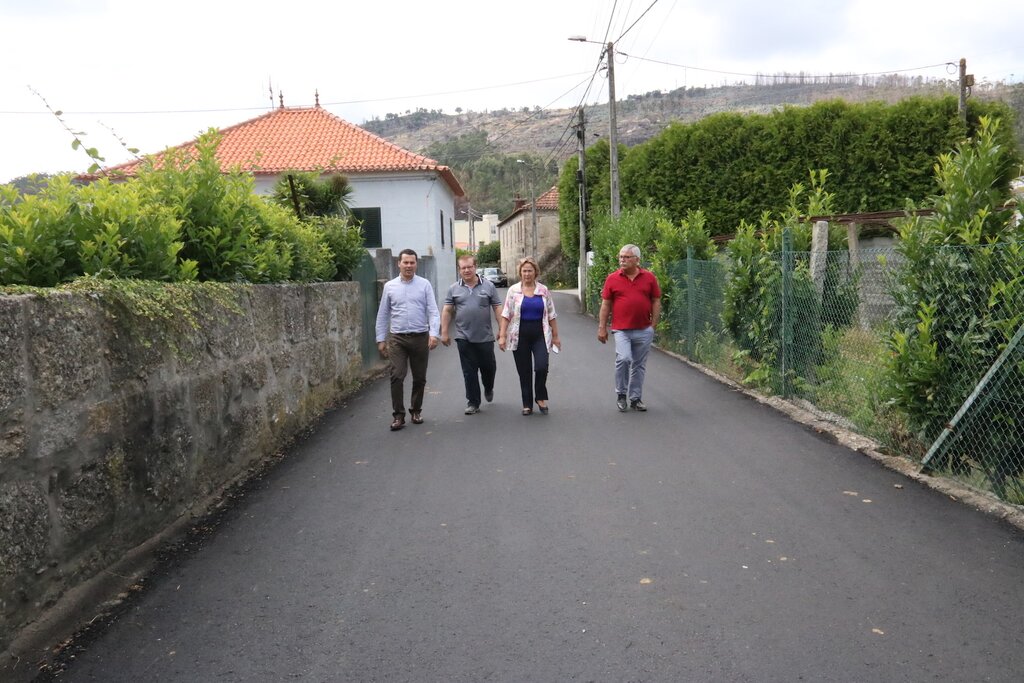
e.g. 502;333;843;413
423;133;559;216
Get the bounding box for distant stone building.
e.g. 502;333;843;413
498;186;560;279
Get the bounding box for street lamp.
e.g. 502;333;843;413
569;35;620;218
516;159;538;260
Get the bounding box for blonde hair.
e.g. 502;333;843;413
517;257;540;279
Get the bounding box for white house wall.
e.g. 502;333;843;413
253;172;458;305
350;173;457;303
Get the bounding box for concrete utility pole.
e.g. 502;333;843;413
575;107;588;312
530;182;538;261
607;41;621;218
467;203;475;251
517;159;538;260
958;57;974;128
568;35;620;219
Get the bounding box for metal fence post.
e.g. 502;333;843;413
781;228;794;398
686;246;696;356
921;321;1024;471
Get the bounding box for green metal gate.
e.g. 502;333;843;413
352;253;381;369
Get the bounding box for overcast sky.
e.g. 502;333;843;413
2;0;1021;183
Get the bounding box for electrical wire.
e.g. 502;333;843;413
614;53;955;81
3;72;593;116
615;0;659;43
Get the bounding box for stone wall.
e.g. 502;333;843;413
0;282;367;651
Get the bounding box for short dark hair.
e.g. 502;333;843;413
398;248;418;260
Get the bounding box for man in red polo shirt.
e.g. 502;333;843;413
597;244;662;412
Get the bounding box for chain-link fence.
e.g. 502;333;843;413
651;234;1024;504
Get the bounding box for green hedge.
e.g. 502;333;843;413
559;96;1019;241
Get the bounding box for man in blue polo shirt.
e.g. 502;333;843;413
441;254;503;415
597;244;662;412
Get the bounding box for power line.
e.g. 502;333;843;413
615;53;956;81
616;0;659;43
3;71;593;116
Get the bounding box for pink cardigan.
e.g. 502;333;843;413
500;281;557;351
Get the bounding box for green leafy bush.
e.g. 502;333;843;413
316;216;366;280
1;130;337;286
476;240;501;266
886;117;1024;494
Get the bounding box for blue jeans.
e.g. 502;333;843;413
613;327;654;401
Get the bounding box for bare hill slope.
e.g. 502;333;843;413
363;80;1023;163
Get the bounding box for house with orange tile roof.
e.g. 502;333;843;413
498;186;560;278
98;102;465;299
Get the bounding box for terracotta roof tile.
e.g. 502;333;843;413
97;106;464;196
535;186;559;211
499;185;559;225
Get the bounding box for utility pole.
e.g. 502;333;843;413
467;202;475;251
517;158;538;260
575;107;588;312
567;35;620;218
606;41;621;218
530;178;538;261
958;57;974;128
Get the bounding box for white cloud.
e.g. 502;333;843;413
2;0;1021;182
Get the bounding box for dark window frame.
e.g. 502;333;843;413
352;207;382;248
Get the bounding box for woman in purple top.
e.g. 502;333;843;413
498;257;561;415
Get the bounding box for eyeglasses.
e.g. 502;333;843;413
618;254;637;260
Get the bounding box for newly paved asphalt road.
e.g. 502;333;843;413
37;292;1024;681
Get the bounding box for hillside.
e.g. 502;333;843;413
363;79;1024;164
360;78;1023;218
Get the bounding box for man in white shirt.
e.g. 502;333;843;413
375;249;440;431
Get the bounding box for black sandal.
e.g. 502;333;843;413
536;401;549;414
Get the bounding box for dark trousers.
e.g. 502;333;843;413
456;339;497;408
388;332;429;418
512;319;548;408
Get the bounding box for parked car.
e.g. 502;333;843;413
481;267;508;288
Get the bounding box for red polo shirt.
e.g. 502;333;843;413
601;268;661;330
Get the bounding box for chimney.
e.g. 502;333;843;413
513;193;527;212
